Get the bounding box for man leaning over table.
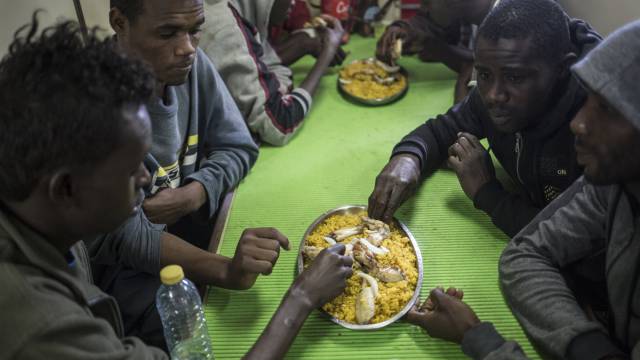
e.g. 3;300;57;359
405;19;640;360
368;0;601;238
0;18;353;360
91;0;270;350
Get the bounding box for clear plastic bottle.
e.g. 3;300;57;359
156;265;213;360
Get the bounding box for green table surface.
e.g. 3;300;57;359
204;35;540;359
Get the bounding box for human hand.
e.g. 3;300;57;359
142;182;206;225
447;132;496;200
368;154;421;223
405;287;480;344
292;244;353;309
317;15;345;58
228;228;290;289
376;25;409;65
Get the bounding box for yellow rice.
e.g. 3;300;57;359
303;211;418;324
339;61;407;100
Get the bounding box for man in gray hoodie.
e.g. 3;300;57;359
498;19;640;359
405;20;640;360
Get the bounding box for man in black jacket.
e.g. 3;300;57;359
368;0;601;237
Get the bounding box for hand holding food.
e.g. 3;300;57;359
376;25;409;65
368;154;422;223
293;244;353;309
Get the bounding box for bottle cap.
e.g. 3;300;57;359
160;265;184;285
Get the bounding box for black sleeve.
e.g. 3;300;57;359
391;88;486;176
473;179;542;238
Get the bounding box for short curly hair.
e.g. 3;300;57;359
110;0;145;23
477;0;571;63
0;12;155;201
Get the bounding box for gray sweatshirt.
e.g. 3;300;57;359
499;177;639;359
145;47;259;219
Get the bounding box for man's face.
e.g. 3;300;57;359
113;0;205;86
571;92;640;185
270;0;296;27
475;36;564;133
71;105;152;236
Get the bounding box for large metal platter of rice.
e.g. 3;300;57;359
297;205;423;330
337;58;408;106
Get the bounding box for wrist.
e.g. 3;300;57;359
288;281;316;313
184;181;207;212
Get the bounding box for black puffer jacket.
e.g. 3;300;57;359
393;19;602;237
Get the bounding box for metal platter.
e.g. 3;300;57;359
337;59;409;106
296;205;423;330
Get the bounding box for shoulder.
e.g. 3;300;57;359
0;263;90;357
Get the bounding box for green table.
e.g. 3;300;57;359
204;35;540;359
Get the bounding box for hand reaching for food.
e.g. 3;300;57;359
376;25;409;65
293;244;354;308
368;154;422;224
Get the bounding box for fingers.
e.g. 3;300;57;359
446;287;464;300
241;257;275;275
325;243;346;255
381;184;407;223
245;227;290;250
405;305;427;325
457;132;481;147
368;179;392;221
447;155;462;172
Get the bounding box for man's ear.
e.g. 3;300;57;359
109;7;129;37
559;52;578;79
48;169;75;207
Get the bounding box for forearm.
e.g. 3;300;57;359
473;179;541;238
298;47;335;96
244;286;313;359
273;33;317;66
499;180;612;357
159;231;230;286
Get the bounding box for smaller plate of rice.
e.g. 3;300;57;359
297;205;423;330
337;59;409;106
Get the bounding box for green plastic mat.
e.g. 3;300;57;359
204;35;540;359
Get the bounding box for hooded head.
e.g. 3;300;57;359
570;20;640;185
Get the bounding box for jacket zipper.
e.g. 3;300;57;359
515;132;524;184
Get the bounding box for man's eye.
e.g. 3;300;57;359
506;74;524;84
190;28;202;36
159;31;176;39
478;71;490;81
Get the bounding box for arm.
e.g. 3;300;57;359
473;179;542;237
273;31;319;66
160;228;290;290
405;287;528;360
244;245;353;359
86;211;164;275
184;48;259;218
200;4;320;146
368;90;486;222
19;315;167;360
499;178;625;359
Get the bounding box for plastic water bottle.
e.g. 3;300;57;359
156;265;213;359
